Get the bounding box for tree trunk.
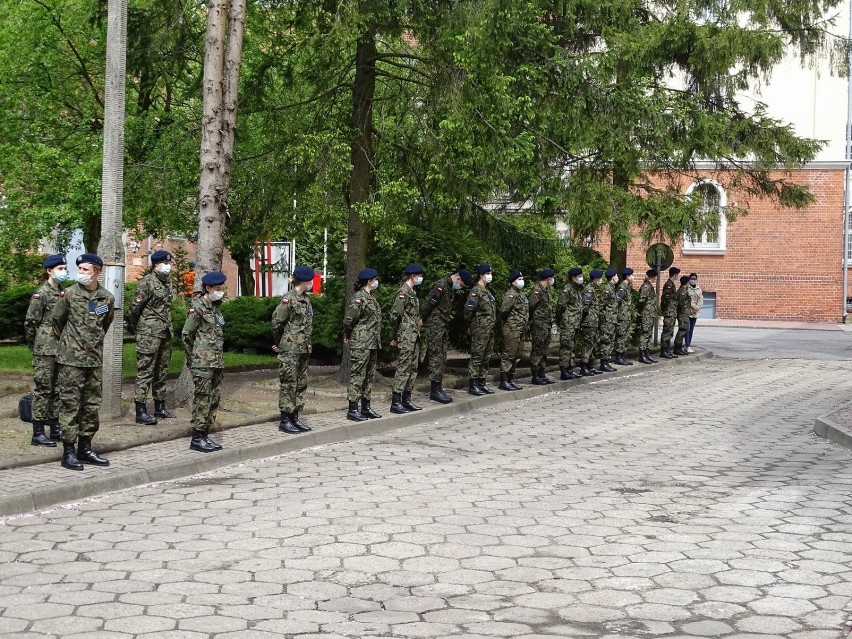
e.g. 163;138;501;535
337;32;377;383
608;166;629;273
231;244;255;296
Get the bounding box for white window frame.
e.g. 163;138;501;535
683;180;727;255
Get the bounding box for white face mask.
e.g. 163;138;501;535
305;281;313;292
76;273;94;286
157;264;172;275
452;281;462;290
514;279;525;290
371;280;379;290
52;269;69;283
209;290;225;302
414;276;423;286
483;273;493;284
575;276;584;285
548;278;555;286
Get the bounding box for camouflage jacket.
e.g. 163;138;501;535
661;278;677;316
182;296;225;370
24;281;64;356
556;282;584;329
528;282;552;329
51;283;115;367
390;284;421;344
272;289;313;354
615;279;633;323
463;283;497;332
579;283;600;328
500;286;530;332
343;289;382;350
599;281;618;327
676;285;692;322
637;279;659;319
127;272;174;338
422;276;455;327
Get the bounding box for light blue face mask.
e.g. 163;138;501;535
52;270;69;283
452;282;462;290
371;280;379;290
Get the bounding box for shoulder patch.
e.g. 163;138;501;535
533;291;540;295
398;294;406;298
281;298;290;304
31;293;40;299
354;299;362;305
59;291;65;297
437;287;443;292
469;292;477;297
188;308;196;314
135;295;143;302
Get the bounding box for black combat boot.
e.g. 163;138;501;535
659;349;674;359
646;350;658;363
291;412;312;431
479;378;495;394
190;431;218;452
587;361;601;375
532;369;548;385
620;353;634;365
539;367;557;384
390;392;409;414
469;378;487;396
77;437;109;466
639;350;652;364
48;418;61;441
361;398;382;419
279;411;301;434
508;374;523;390
205;431;223;451
61;442;83;471
602;359;617;373
559;366;572;380
429;381;452;404
674;346;689;356
346;400;367;422
134;401;158;425
401;392;422;411
498;372;515;391
154;400;176;418
31;421;56;447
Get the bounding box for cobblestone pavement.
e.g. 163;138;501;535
2;358;852;639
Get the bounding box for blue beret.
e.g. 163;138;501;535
292;266;314;282
589;269;603;279
477;264;492;275
151;250;172;265
358;268;378;281
622;268;634;277
680;275;691;285
605;268;617;278
507;270;523;283
43;254;66;269
647;268;658;277
76;253;103;268
568;267;583;278
201;271;227;286
404;263;424;275
457;269;473;286
669;266;681;276
538;268;555;280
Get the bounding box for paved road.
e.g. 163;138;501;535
693;326;852;360
2;357;852;638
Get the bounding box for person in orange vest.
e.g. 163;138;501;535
183;261;196;299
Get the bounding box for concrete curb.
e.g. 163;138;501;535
0;350;713;518
813;411;852;450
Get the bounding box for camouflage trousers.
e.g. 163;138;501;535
191;368;223;434
638;312;656;350
134;333;172;403
558;320;580;368
661;311;676;349
31;354;59;422
57;364;102;444
348;347;378;402
468;323;495;379
614;319;631;353
278;352;309;413
500;326;525;374
529;325;551;370
674;315;690;349
575;325;597;364
392;336;421;393
596;320;616;359
424;320;449;383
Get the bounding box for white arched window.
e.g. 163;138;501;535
683;180;727;254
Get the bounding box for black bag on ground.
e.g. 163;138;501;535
18;394;33;423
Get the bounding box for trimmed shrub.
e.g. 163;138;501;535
0;285;36;341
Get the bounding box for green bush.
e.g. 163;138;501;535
219;295;279;352
0;285;36;341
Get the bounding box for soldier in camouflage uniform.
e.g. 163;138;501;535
499;270;530;391
182;271;227;453
343;268;383;422
659;266;680;358
24;254;68;447
272;266;316;435
422;269;473;403
52;253;115;471
614;268;635;366
465;264;497;396
636;268;659;364
594;268;619;373
127;250;175;426
557;267;584;380
529;268;556;385
576;269;603;376
673;274;692;355
390;264;425;414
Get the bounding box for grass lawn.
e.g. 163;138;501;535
0;344;274;378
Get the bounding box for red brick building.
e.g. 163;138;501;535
594;162;849;323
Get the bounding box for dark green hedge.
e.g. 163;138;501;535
0;286;37;341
